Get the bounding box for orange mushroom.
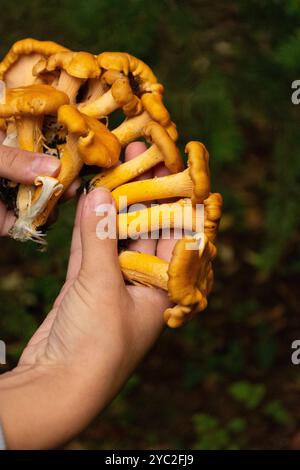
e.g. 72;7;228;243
79;70;142;119
111;141;210;210
90;121;183;191
0;38;68;88
119;234;216;328
33;51;100;103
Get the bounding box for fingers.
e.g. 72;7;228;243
156;233;177;262
0;145;60;184
80;187;124;286
125;142;157;255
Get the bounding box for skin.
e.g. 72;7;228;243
0;138;176;449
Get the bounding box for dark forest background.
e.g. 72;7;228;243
1;0;300;449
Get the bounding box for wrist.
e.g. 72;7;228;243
0;363;82;449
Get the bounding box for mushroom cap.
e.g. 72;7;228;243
185;141;210;205
58;104;120;168
58;104;88;135
204;192;223;242
0;38;69;80
97;52;160;92
163;305;192;329
79;115;121;167
110;77;142;116
141;92;170;127
0;84;69;118
143;121;184;173
34;51;100;79
167;234;216;311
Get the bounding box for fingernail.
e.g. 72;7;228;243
87;187;114;213
31;156;61;176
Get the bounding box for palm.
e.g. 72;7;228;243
18;202;173;367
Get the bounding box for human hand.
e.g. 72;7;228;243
0;130;62;235
0;142;176;449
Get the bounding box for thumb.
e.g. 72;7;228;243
80;187;123;284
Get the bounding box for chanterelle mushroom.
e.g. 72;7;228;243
33;51;100;103
165;234;216;327
97;51;163;94
117;199;200;240
31;104;121;235
111;97;176;146
58;104;121;168
78;70;142;119
0;38;69;88
90;121;184;191
111;141;210;210
204;192;223;242
119;234;216;328
119;251;169;289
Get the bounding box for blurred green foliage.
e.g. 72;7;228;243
0;0;300;450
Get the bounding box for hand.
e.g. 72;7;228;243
0;130;62;235
0;130;81;235
0;142;176;449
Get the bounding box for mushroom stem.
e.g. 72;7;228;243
56;70;82;103
117;199;199;239
14;115;44;240
91;145;163;190
15;116;42;152
33;134;84;229
112;111;151;146
119;251;168;290
11;176;63;244
79;76;142;119
112;169;193;211
79;87;118;118
84;78;105;103
91;121;183;190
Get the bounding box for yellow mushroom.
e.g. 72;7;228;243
116;195;221;242
119;251;169;289
79;70;142;119
117;199;200;239
33;51;100;103
165;235;216;327
119;234;216;328
111;93;176;146
111;141;210;210
56;104;120;186
0;38;68;88
90;121;183;191
97;51;163;94
204;192;223;242
0;84;69;151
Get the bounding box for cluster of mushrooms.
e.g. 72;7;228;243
0;38;223;328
